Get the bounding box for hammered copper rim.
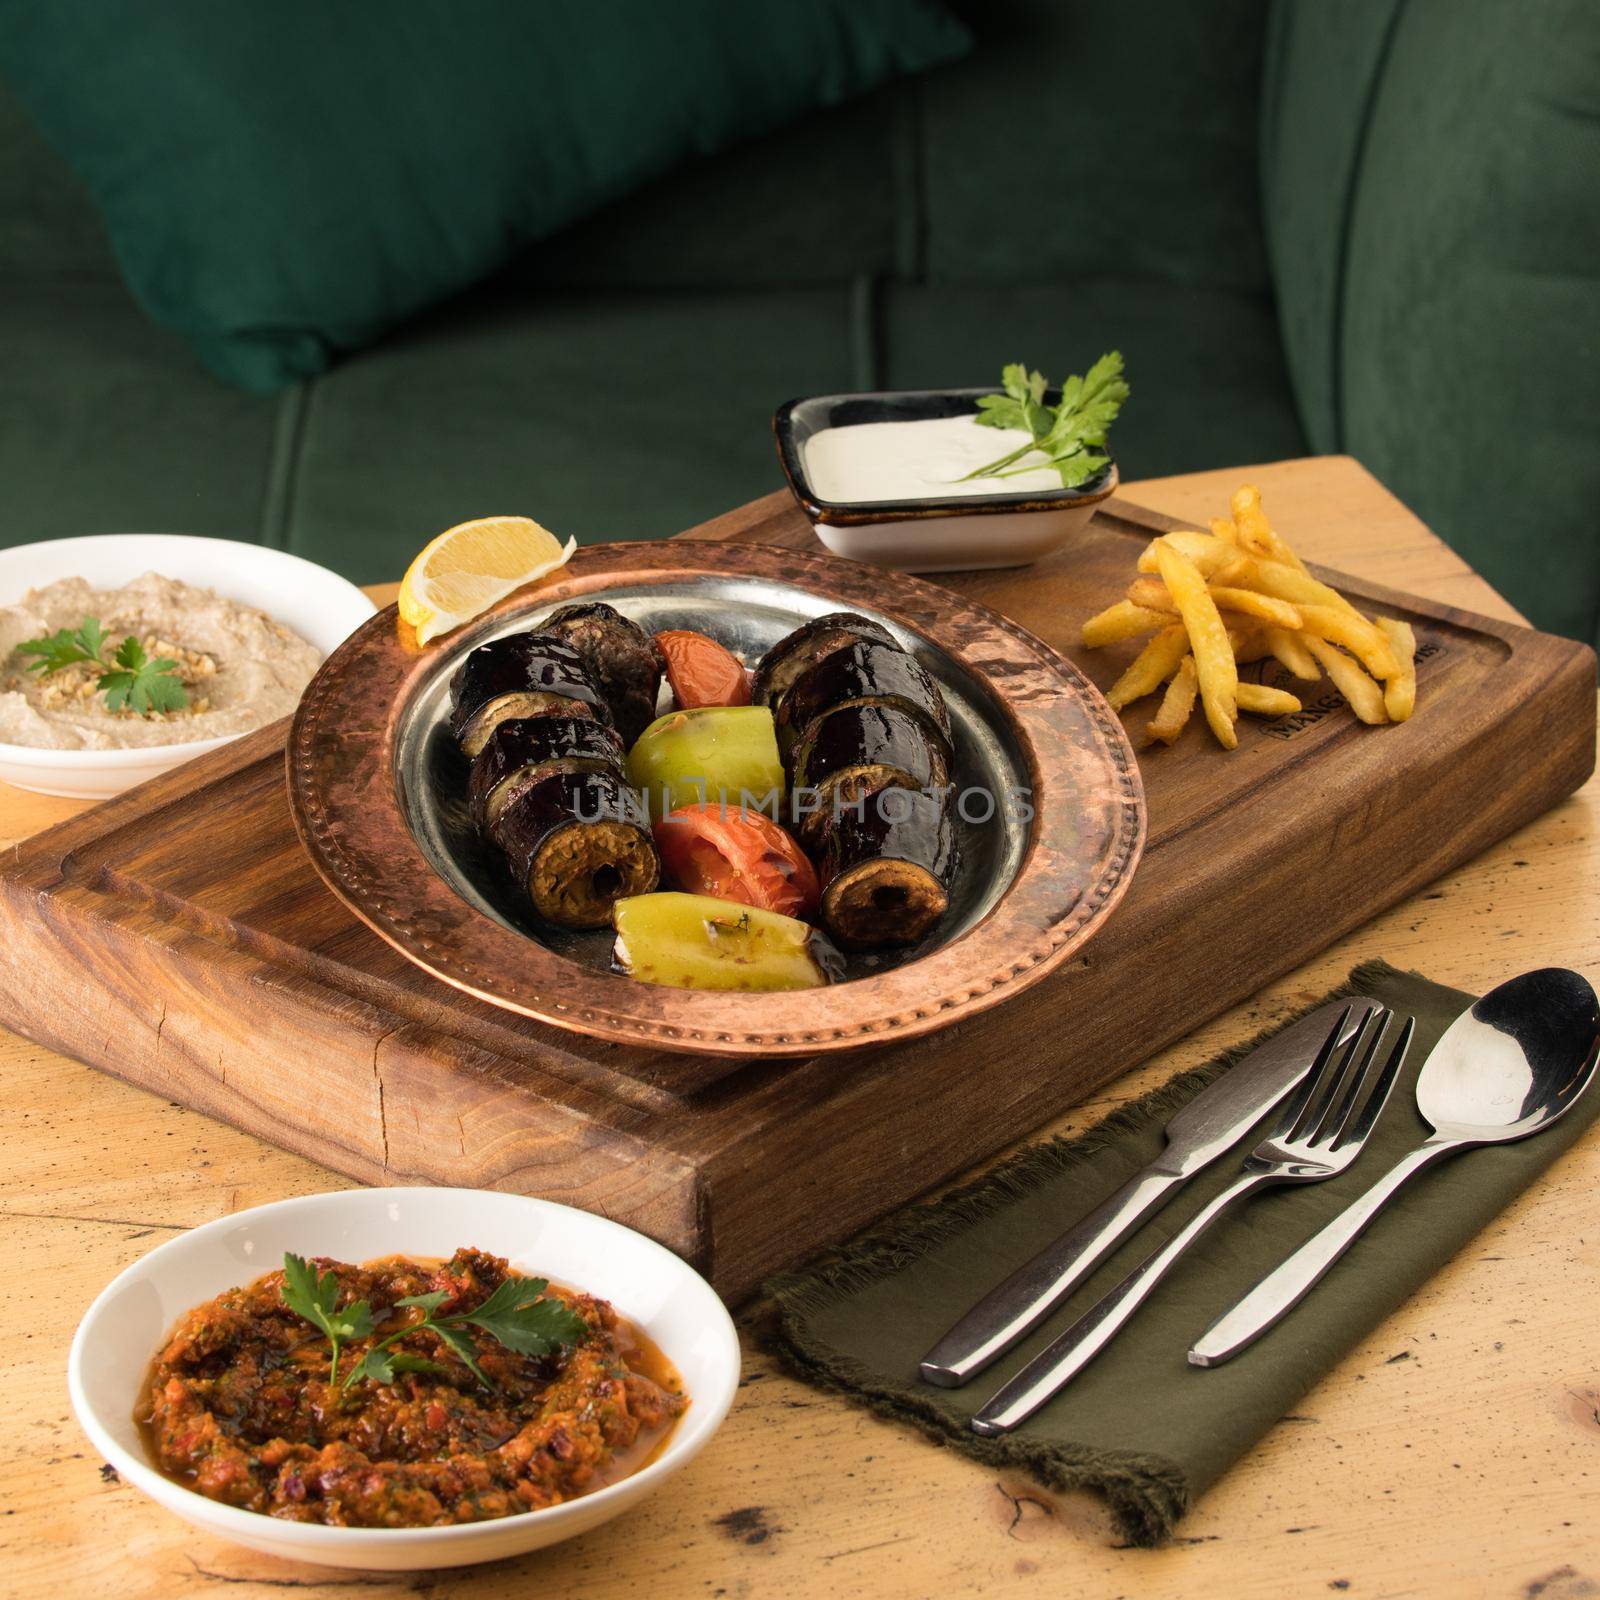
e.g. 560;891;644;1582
287;540;1145;1058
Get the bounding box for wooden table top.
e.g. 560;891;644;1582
3;455;1595;1599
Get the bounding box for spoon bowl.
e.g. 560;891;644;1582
1417;967;1600;1139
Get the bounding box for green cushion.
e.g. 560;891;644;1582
923;0;1273;293
0;276;863;579
0;0;969;393
1259;0;1404;452
1265;0;1600;647
274;287;866;583
0;73;112;279
884;282;1307;480
513;90;906;293
0;280;281;546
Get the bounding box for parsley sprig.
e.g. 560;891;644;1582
279;1253;588;1393
280;1254;374;1390
16;614;189;715
963;353;1129;489
18;616;106;673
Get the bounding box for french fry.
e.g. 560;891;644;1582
1081;599;1172;649
1265;625;1321;681
1106;624;1190;710
1206;587;1302;629
1231;484;1309;572
1145;656;1198;745
1228;486;1277;558
1226;628;1273;665
1377;617;1417;721
1156;540;1237;748
1267;531;1310;575
1089;484;1418;753
1136;531;1241;577
1126;577;1302;633
1126;576;1177;611
1249;554;1370;630
1297;603;1401;681
1235;683;1302;716
1304;636;1388;724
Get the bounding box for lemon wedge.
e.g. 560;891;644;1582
397;516;576;644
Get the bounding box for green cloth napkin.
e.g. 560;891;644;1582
763;962;1600;1545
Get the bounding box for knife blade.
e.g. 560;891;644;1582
917;997;1382;1388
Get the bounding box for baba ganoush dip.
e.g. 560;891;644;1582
0;573;320;749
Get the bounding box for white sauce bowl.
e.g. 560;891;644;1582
68;1186;741;1570
0;535;376;798
774;389;1120;574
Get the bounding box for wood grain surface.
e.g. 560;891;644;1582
2;456;1597;1599
0;486;1590;1302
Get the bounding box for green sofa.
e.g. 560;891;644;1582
2;0;1596;644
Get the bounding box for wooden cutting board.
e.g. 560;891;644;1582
0;494;1592;1298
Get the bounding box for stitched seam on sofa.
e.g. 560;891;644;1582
1330;0;1410;453
259;379;314;553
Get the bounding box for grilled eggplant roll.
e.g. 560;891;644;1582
774;639;954;768
818;787;955;949
789;703;949;848
450;633;611;757
752;612;895;714
540;601;664;747
468;715;626;830
491;769;659;929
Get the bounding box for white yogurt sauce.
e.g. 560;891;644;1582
803;415;1064;504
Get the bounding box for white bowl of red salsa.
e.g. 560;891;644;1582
67;1187;740;1570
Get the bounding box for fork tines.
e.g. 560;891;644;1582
1273;1006;1414;1150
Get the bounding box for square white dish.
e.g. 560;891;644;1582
774;388;1118;573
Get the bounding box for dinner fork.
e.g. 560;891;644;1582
970;1005;1413;1435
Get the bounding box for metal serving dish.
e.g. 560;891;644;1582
288;540;1144;1058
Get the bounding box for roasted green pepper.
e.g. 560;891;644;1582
625;706;784;822
611;892;834;991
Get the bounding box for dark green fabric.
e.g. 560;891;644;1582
0;74;112;279
1341;0;1600;649
0;280;282;544
764;963;1600;1545
1259;0;1404;452
924;0;1274;292
511;91;905;293
0;0;970;392
1264;0;1600;648
884;282;1307;481
280;288;864;582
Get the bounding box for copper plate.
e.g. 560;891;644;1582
287;541;1145;1057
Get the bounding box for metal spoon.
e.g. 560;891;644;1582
1189;967;1600;1367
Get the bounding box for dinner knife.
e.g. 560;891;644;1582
917;997;1382;1389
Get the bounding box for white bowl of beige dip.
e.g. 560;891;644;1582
0;535;376;799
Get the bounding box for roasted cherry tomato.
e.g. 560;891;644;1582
653;802;820;918
655;630;751;710
612;893;829;991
